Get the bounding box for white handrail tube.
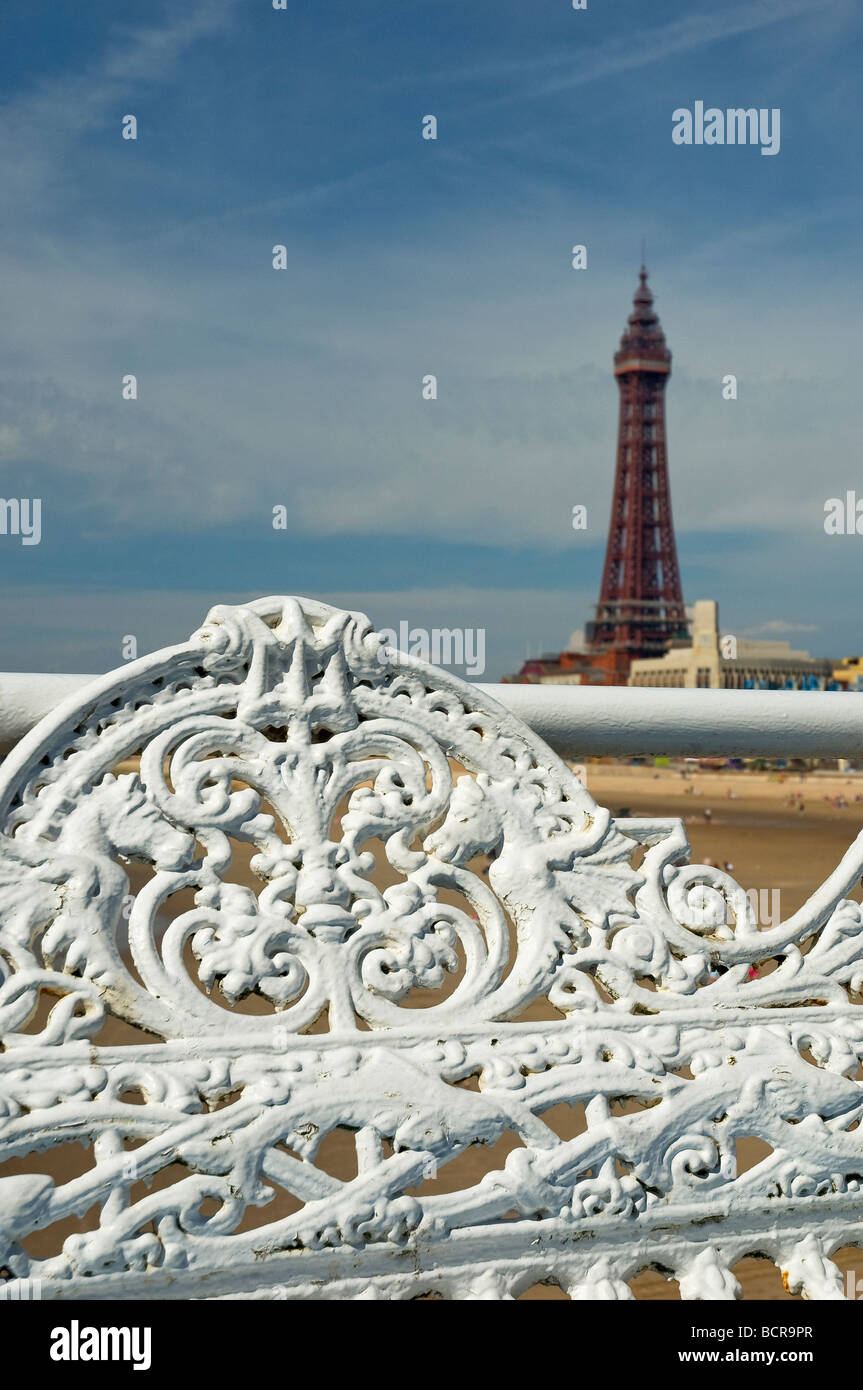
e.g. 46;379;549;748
0;674;861;759
476;684;863;760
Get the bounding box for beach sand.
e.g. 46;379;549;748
584;764;863;919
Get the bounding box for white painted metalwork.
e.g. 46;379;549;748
0;674;99;754
1;597;862;1300
478;684;863;761
3;671;863;759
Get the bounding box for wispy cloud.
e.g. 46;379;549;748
410;0;816;107
149;161;405;249
0;0;860;669
0;0;237;205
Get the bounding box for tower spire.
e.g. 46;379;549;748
585;267;687;675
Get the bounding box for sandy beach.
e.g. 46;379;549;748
582;764;863;919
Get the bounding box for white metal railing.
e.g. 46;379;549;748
2;597;862;1302
477;684;863;759
2;670;863;758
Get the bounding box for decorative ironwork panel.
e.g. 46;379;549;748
1;597;862;1299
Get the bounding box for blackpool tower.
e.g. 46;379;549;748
585;268;688;676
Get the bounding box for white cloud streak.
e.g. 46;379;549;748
411;0;818;105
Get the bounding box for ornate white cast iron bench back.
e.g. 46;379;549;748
1;597;862;1300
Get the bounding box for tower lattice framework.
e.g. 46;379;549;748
588;268;687;661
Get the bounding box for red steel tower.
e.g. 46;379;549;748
586;267;688;672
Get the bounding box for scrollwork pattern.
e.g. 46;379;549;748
1;597;863;1298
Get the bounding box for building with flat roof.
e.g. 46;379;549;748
628;600;836;690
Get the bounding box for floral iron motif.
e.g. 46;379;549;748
0;597;862;1299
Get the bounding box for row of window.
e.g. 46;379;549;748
630;671;688;686
631;672;835;690
724;674;833;691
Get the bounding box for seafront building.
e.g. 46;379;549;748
503;268;846;695
628;600;836;691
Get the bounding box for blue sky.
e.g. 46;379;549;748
0;0;861;677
